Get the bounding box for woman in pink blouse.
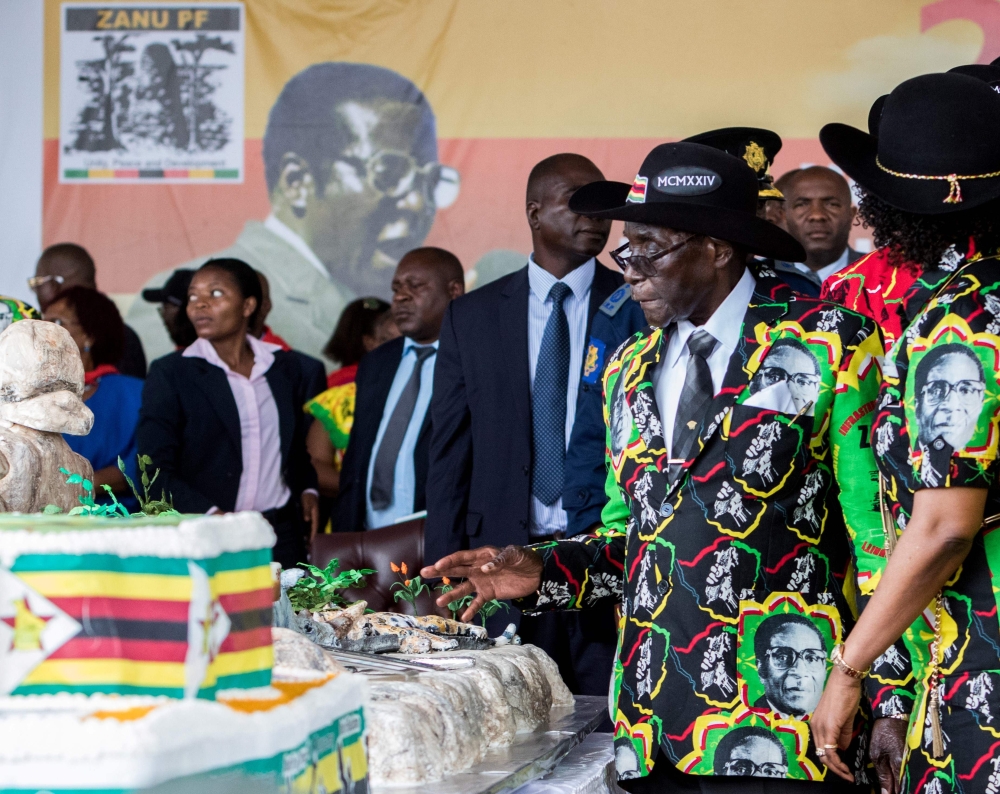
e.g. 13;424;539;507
137;258;326;568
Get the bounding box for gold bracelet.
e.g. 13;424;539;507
830;644;869;680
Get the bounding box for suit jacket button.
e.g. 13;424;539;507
519;519;527;528
657;581;669;594
578;489;587;500
523;465;530;475
659;502;673;518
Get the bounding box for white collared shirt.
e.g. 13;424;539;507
264;214;331;281
527;256;595;536
792;247;850;284
653;268;756;457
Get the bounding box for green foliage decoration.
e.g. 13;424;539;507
287;558;376;612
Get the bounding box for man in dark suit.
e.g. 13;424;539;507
425;153;622;695
30;243;147;378
776;166;863;295
335;247;464;532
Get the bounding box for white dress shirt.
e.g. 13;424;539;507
792;247;850;285
527;256;595;536
365;338;439;530
653;268;756;457
183;334;291;512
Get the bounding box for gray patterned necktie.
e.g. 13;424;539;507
370;345;437;510
671;329;717;467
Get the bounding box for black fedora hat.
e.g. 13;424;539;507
821;72;1000;214
569;142;806;262
952;62;1000;93
683;127;784;200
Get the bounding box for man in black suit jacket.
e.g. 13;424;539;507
425;153;621;696
335;248;464;532
774;165;863;296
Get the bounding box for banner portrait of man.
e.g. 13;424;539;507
127;61;460;364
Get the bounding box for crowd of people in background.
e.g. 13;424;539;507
11;62;1000;794
2;129;865;692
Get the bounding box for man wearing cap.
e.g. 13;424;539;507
425;142;882;792
141;269;197;350
683;127;827;297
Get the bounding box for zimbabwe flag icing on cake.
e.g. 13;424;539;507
0;513;275;699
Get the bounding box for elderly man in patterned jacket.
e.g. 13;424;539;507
424;142;884;793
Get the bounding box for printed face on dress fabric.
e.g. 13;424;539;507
754;614;827;717
712;726;788;778
746;338;821;416
914;343;986;452
611;373;633;458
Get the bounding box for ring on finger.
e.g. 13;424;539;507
823;744;838;749
816;749;826;757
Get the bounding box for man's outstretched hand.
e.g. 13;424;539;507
421;546;544;624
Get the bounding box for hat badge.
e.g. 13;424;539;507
626;175;648;204
742;141;767;175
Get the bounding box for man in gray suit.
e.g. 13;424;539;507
128;62;460;365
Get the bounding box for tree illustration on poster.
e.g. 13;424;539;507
171;34;234;152
68;32;233;155
70;34;135;152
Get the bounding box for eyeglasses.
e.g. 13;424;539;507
338;150;460;208
609;234;698;277
921;379;985;405
722;759;788;778
764;646;827;670
27;274;64;292
756;366;821;391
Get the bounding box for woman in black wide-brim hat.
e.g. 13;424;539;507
810;71;1000;794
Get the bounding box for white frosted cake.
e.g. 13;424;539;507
0;512;369;793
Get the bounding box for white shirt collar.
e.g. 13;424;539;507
816;247;850;282
527;256;596;304
184;334;281;381
665;268;756;370
263;214;331;281
791;246;850;283
402;337;440;354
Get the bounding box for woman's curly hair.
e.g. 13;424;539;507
857;187;1000;270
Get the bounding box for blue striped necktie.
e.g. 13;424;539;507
531;281;573;505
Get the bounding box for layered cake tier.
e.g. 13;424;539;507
0;672;367;793
0;513;275;699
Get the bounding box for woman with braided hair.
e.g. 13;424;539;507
811;72;1000;794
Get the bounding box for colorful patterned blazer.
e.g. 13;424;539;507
523;268;884;785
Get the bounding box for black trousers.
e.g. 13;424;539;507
264;500;307;570
519;606;618;697
617;761;872;793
